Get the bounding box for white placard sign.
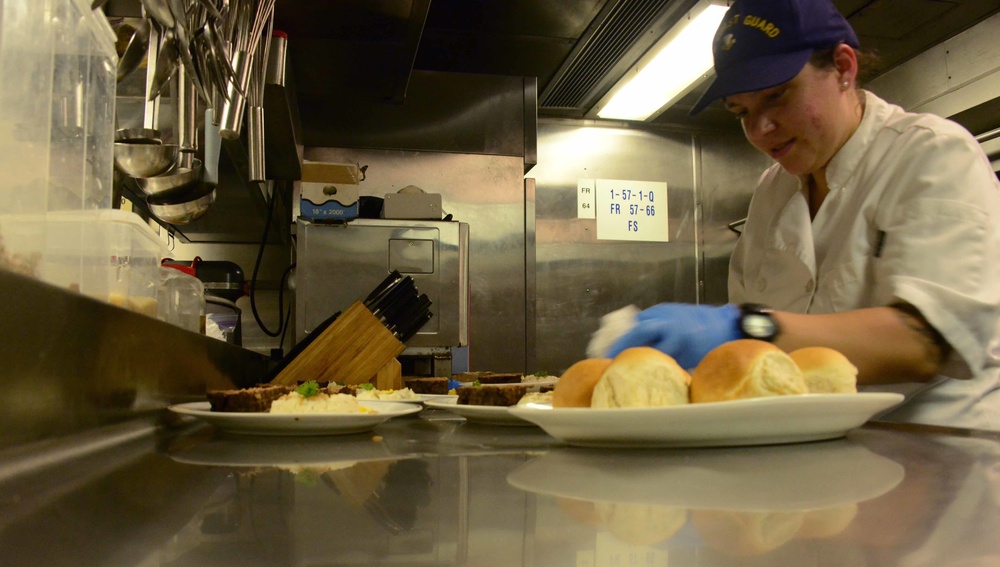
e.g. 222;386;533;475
595;179;668;242
577;178;596;219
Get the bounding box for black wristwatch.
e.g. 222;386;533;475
738;303;781;342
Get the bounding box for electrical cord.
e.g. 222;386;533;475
249;181;293;338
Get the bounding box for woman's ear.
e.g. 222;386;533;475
833;43;860;88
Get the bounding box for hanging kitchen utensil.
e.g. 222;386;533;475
246;19;274;182
203;107;222;185
117;17;150;82
168;0;212;103
148;182;216;224
147;28;178;101
114;23;179;178
140;0;175;30
176;65;199;168
219;0;275;139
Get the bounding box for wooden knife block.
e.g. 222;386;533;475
271;301;405;388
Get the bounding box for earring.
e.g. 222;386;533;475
841;81;850;90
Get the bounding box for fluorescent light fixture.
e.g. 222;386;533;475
597;1;729;121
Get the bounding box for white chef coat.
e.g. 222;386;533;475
729;91;1000;431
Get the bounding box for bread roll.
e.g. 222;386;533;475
552;358;612;407
691;509;805;556
789;347;858;393
795;503;858;539
591;347;690;408
691;339;807;403
595;502;687;545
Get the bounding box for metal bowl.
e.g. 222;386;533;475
148;182;216;225
114;127;162;144
114;142;178;178
134;159;203;200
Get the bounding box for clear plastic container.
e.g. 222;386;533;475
0;0;118;283
1;210;167;316
0;0;118;214
158;267;205;333
0;1;129;308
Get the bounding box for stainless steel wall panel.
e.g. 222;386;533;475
531;121;699;372
697;132;774;306
531;120;768;373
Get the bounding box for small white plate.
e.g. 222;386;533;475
508;393;903;448
418;393;459;403
352;393;457;405
424;397;536;426
168;401;422;436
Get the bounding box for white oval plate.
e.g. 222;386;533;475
507;393;904;448
424;397;537;426
168;401;422;436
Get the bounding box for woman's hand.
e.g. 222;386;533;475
604;303;742;369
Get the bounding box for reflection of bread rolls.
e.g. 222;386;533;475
552;358;612;407
596;502;687;546
691;509;805;556
556;497;602;526
796;503;858;539
789;347;858;393
691;340;807;403
591;347;690;408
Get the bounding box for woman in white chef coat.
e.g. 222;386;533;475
600;0;1000;430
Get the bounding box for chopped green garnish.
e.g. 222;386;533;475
294;469;321;485
533;371;549;377
295;380;321;397
472;380;481;387
358;383;375;390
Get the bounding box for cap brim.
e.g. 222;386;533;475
688;49;814;116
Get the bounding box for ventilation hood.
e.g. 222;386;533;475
262;0;1000;139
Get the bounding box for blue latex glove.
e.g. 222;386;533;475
605;303;742;369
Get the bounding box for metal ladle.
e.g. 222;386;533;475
148;182;216;225
145;64;213;224
137;66;206;201
114;23;179;178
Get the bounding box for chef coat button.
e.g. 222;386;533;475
805;279;815;293
756;279;767;292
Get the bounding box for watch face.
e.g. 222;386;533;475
742;313;778;339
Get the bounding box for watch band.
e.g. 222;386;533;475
738;303;781;342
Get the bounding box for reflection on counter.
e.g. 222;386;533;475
5;415;999;566
508;436;905;565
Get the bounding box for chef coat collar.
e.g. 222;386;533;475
820;90;890;191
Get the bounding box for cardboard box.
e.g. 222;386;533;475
299;161;361;221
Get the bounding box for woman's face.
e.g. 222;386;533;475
723;63;854;178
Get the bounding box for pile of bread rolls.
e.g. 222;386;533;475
553;339;858;409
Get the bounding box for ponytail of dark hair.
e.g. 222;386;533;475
810;46;882;87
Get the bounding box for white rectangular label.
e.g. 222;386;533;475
595;179;668;242
577;178;596;219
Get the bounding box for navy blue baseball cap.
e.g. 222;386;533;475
689;0;859;116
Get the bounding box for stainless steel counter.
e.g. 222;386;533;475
1;408;998;567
